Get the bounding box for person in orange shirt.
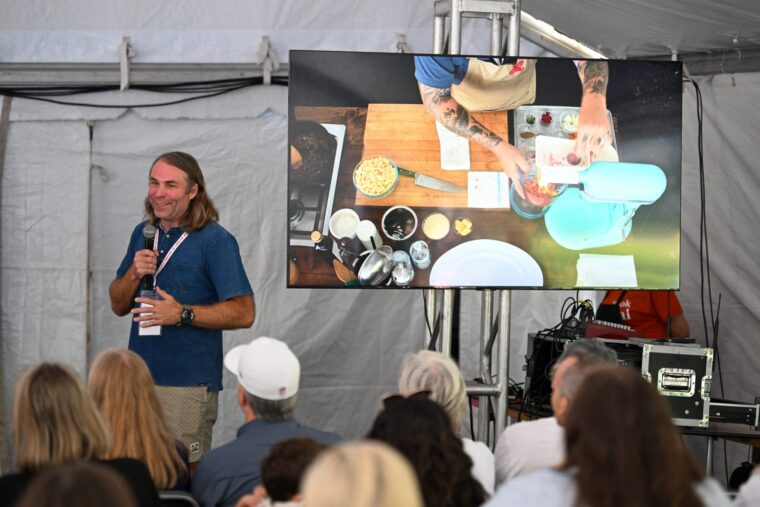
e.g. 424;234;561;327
596;290;690;339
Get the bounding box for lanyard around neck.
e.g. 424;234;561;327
153;228;189;278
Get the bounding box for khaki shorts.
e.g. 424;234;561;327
156;385;219;463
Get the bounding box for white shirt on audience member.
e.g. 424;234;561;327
462;437;495;495
734;472;760;507
494;417;564;486
484;468;731;507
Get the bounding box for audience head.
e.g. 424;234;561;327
88;348;187;489
398;350;467;433
13;362;110;472
15;462;137;507
551;339;618;425
302;441;423;507
261;437;328;502
565;367;704;507
225;337;300;422
367;395;486;507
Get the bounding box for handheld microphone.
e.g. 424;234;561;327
142;224;157;291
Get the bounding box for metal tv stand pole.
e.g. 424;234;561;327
427;0;521;448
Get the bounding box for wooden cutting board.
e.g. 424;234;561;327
356;104;508;208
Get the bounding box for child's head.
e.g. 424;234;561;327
262;437;328;502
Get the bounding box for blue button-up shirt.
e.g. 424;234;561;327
192;418;341;507
116;222;253;391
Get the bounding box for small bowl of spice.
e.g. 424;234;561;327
560;111;579;134
422;212;451;240
453;217;473;237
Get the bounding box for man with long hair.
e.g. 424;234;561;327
109;151;254;464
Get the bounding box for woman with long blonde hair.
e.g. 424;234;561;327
88;349;189;490
0;362;159;507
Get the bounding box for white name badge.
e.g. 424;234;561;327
137;301;162;336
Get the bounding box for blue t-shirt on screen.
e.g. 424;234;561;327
414;56;471;88
116;222;253;391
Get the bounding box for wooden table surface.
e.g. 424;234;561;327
290;105;548;288
356;104;507;208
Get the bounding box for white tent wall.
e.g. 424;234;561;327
1;0;760;484
2;70;759;481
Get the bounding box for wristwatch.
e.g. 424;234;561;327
179;304;195;327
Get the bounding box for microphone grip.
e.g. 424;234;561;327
143;235;155;292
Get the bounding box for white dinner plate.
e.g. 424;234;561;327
429;239;543;287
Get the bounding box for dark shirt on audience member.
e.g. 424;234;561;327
0;458;161;507
192;418;340;507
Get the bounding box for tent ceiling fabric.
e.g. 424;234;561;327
1;1;759;63
524;0;760;58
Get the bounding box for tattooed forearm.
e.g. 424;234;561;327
441;105;473;137
578;61;609;95
469;127;502;148
418;82;503;146
420;85;452;107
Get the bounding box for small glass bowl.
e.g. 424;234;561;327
353;156;398;198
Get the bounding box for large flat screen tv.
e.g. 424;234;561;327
287;51;682;290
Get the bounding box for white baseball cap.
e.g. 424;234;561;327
224;337;300;400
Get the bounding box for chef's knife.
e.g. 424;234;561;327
397;167;465;193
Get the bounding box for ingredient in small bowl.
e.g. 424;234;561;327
541;111;553;125
523;178;559;207
525;114;537;125
354;156;396;197
454;217;473;237
561;112;579;133
422;213;450;240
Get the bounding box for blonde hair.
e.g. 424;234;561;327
88;349;186;489
13;363;111;472
302;441;423;507
398;350;468;433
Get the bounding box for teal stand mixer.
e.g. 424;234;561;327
542;161;667;250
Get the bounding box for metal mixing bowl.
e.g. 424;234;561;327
357;246;394;285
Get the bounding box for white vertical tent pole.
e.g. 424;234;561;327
434;7;447;54
450;0;463;54
0;96;12;473
478;290;494;441
429;0;521;444
439;290;453;356
507;0;521;56
495;290;511;437
491;13;503;55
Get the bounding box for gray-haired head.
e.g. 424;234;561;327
398;350;467;434
554;339;618;401
245;392;298;422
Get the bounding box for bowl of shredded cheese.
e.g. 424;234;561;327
353;156;398;198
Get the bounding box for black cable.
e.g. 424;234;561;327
421;291;441;351
713;294;724;397
724;440;729;486
690;78;714;349
0;76;288;109
688;78;723;394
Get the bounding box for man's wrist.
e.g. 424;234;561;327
177;303;195;326
129;265;142;283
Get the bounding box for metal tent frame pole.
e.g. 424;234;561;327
429;0;520;447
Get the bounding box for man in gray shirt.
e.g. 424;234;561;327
192;337;340;507
494;339;617;485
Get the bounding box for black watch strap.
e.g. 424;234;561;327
179;304;195;326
